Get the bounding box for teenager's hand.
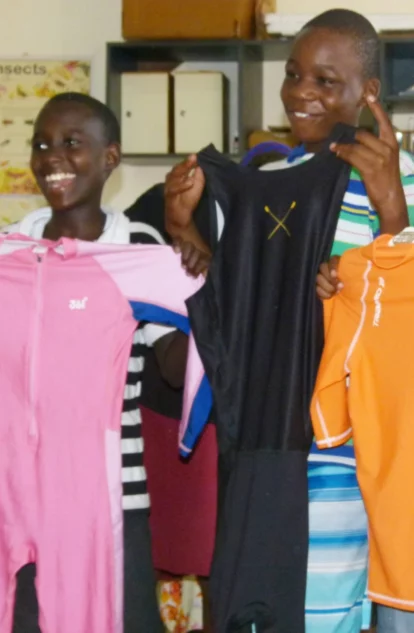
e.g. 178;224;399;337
165;155;206;232
173;237;211;278
330;96;408;234
316;256;342;300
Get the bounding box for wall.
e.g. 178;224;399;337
0;0;290;212
277;0;411;13
0;0;169;213
0;0;412;215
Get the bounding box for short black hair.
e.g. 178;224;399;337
40;92;121;145
302;9;380;80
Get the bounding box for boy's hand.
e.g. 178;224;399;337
165;155;206;231
316;256;342;300
330;96;408;235
173;237;211;278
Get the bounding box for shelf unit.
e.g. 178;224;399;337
106;38;291;162
106;35;414;161
381;38;414;105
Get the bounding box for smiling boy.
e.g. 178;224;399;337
163;9;414;633
8;92;193;633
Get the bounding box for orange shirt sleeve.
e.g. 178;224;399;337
311;255;367;449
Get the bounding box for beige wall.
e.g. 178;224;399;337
277;0;411;13
0;0;412;217
0;0;169;213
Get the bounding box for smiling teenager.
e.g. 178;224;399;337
30;96;121;242
163;9;414;633
7;92;197;633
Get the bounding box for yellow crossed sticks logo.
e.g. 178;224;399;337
264;201;296;239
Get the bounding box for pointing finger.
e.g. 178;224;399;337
365;95;396;147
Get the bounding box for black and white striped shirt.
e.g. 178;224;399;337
121;320;169;511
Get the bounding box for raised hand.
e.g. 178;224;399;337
164;155;206;232
330;95;408;234
172;237;211;278
316;256;342;300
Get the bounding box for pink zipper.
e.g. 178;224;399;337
28;249;44;442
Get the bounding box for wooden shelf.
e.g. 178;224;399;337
106;36;414;159
122;152;241;165
106;38;291;158
381;39;414;108
384;94;414;104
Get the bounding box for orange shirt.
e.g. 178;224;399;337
311;234;414;611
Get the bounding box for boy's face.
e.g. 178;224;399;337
281;28;379;152
30;102;120;212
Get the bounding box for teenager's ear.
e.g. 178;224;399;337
105;143;121;172
363;78;381;104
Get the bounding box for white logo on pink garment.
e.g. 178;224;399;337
69;297;88;310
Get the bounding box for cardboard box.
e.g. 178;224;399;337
120;72;172;154
123;0;257;40
173;71;228;153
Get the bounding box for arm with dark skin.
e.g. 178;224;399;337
164;155;211;256
331;96;408;235
154;330;189;390
317;97;409;300
153;241;211;389
123;180;211;390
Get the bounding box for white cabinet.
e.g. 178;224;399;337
173;72;227;153
120;72;171;154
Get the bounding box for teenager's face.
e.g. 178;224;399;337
30;102;120;212
280;28;378;152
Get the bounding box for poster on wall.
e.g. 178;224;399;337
0;59;90;227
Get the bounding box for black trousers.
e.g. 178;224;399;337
12;511;164;633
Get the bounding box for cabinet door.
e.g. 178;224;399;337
121;72;171;154
174;72;227;153
122;0;256;39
